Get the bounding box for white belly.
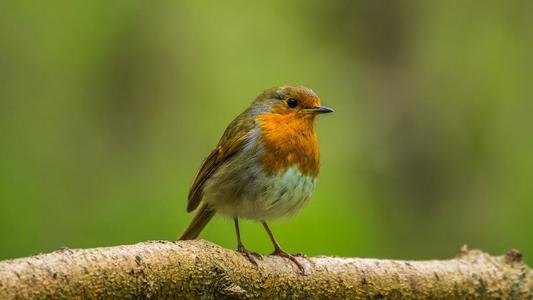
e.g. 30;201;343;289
206;166;317;221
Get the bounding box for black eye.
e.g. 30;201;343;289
287;98;298;108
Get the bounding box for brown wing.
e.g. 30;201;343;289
186;113;255;212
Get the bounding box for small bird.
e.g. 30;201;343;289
179;84;333;272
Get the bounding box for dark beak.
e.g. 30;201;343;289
308;105;334;114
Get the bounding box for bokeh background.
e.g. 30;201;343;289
1;1;532;264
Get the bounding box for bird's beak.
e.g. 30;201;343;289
307;105;334;114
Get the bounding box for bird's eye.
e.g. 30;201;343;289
287;98;298;108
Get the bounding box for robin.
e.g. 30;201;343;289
179;84;333;273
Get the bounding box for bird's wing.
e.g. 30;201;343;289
187;114;256;212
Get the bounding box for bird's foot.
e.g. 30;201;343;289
270;248;307;275
237;245;262;267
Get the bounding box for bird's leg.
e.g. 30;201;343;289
234;217;261;266
262;222;306;274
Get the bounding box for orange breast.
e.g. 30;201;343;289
257;113;320;177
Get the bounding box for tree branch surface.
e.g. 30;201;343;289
0;240;530;299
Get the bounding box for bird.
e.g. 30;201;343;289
178;84;333;273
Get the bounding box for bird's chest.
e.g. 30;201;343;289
204;161;316;221
257;114;320;177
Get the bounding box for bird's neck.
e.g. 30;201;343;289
257;113;320;177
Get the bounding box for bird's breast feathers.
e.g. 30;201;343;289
250;166;316;220
257;113;320;177
205;163;317;221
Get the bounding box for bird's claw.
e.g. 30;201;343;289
270;248;307;275
237;246;262;266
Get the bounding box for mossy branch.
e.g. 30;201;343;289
0;240;530;299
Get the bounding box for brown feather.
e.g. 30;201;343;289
186;111;256;212
179;203;216;240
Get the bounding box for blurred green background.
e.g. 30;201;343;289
1;1;532;264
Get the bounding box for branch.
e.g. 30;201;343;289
0;240;530;299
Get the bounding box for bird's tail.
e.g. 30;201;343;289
178;203;216;240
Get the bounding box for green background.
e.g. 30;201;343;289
1;1;531;264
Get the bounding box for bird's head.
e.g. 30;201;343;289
250;85;333;120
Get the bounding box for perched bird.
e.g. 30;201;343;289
179;84;333;272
